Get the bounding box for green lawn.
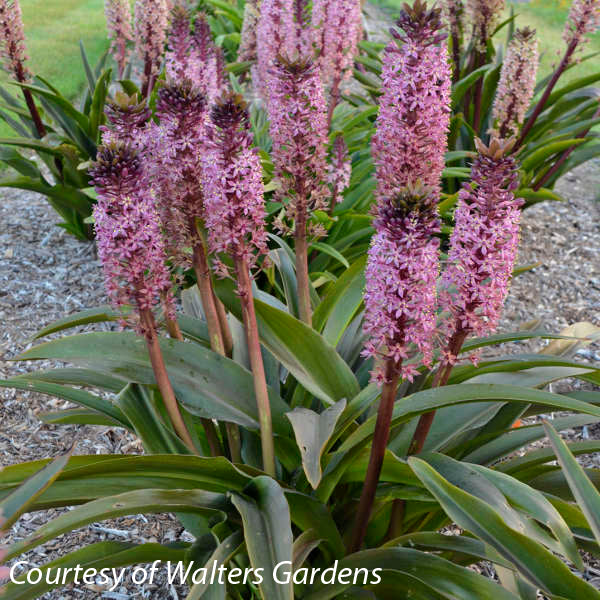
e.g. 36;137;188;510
0;0;110;137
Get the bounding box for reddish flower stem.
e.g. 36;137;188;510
235;255;276;476
295;209;312;326
533;102;600;190
163;307;222;458
190;224;241;461
139;307;198;454
327;75;341;130
516;39;578;150
349;359;400;552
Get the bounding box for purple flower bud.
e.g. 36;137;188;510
372;1;451;199
328;135;351;208
441;137;522;338
255;0;294;94
101;91;151;148
144;81;208;272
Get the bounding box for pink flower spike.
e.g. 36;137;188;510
491;28;539;140
104;0;133;77
267;54;329;231
563;0;600;51
202;94;268;282
372;1;451;199
441;137;523;339
363;185;441;384
89;143;175;329
0;0;30;82
134;0;169;96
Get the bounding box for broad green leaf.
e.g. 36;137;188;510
383;531;511;568
10;367;126;393
33;305;121;338
14;332;291;433
521;139;587;172
452;65;492;107
0;377;130;427
302;548;519;600
313;255;366;346
216;285;360;405
115;383;189;454
544;422;600;546
37;408;121;427
286;399;346;488
409;457;600;598
0;455;69;532
309;241;349;268
339;384;600;455
2;489;229;563
423;454;582;568
0;455;252;507
463;414;599;465
498;440;600;476
231;477;294;600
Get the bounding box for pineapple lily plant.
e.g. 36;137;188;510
1;0;600;599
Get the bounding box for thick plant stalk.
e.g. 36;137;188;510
327;75;342;130
191;231;226;356
235;256;276;476
140;308;198;454
191;233;242;461
350;360;400;552
295;209;312;326
214;293;234;357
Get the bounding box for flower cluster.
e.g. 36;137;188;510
134;0;169;95
466;0;505;51
442;0;464;33
237;0;260;63
191;13;226;101
145;81;208;271
0;0;29;81
491;28;539;140
104;0;133;77
89;143;175;330
363;186;441;383
312;0;362;87
441;137;522;340
203;94;268;278
101;91;151;148
267;55;329;229
328;135;351;208
165;5;195;82
563;0;600;50
372;1;451;199
255;0;294;93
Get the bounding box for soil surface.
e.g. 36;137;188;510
1;6;600;596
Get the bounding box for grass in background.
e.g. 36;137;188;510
0;0;110;137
